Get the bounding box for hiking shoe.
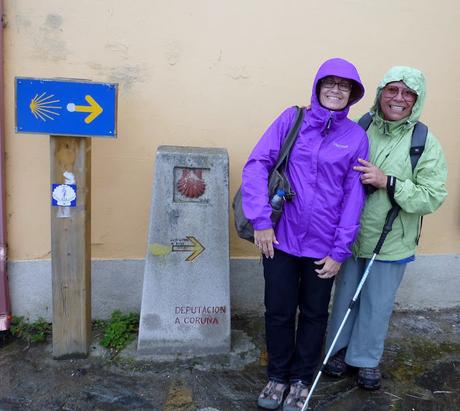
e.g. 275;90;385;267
282;381;309;411
257;380;289;410
358;367;381;390
324;348;348;377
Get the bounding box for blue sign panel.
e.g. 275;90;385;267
15;77;117;138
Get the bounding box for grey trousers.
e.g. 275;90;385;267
326;257;406;368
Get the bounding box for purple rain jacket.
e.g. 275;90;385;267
241;58;369;263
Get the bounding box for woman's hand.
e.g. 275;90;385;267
314;256;341;279
354;158;387;188
254;228;279;259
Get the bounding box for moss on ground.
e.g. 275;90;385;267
390;338;460;382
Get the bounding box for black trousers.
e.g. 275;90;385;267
263;249;334;385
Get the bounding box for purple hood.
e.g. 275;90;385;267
312;57;364;110
308;58;365;133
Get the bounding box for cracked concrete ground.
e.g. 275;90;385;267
0;308;459;410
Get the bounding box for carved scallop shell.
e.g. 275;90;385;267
177;169;206;198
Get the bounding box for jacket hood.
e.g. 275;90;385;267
311;57;365;113
371;66;426;126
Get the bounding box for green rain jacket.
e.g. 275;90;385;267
353;66;448;260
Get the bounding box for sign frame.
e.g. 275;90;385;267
15;77;118;138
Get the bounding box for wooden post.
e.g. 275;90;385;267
50;136;91;359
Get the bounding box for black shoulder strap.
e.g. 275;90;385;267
410;121;428;245
274;106;305;171
358;112;375;195
410;121;428;172
358;112;373;130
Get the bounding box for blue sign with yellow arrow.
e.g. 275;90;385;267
15;77;118;138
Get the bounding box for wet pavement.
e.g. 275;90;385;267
0;308;459;411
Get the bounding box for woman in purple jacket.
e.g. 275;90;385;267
242;58;368;411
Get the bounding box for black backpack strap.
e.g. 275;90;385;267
410;121;428;172
274;106;305;171
416;216;424;245
358;112;373;131
358;112;376;195
410;121;428;245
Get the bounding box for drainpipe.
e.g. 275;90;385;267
0;0;11;333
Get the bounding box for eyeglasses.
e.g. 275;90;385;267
321;77;352;92
382;85;417;103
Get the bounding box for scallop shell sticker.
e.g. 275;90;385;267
176;169;206;198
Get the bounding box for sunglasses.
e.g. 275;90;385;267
382;85;417;103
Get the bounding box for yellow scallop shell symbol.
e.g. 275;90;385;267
29;92;62;121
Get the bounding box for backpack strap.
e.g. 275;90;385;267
358;112;376;195
386;122;428;204
274;106;305;171
410;121;428;245
416;216;424;245
410;121;428;172
358;112;373;130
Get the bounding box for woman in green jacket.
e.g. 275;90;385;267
324;66;448;390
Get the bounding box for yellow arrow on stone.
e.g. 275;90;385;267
150;236;205;262
66;95;103;124
185;236;205;261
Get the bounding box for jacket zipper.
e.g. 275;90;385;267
322;114;333;136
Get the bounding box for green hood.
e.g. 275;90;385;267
371;66;426;128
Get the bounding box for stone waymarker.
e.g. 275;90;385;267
138;146;230;355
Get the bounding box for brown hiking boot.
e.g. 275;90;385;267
358;366;381;390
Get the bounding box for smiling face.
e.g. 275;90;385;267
379;81;417;121
318;76;352;111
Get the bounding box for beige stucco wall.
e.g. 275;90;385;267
3;0;459;261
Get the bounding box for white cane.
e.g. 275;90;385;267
301;205;400;411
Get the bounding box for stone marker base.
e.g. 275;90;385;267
138;146;230;355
